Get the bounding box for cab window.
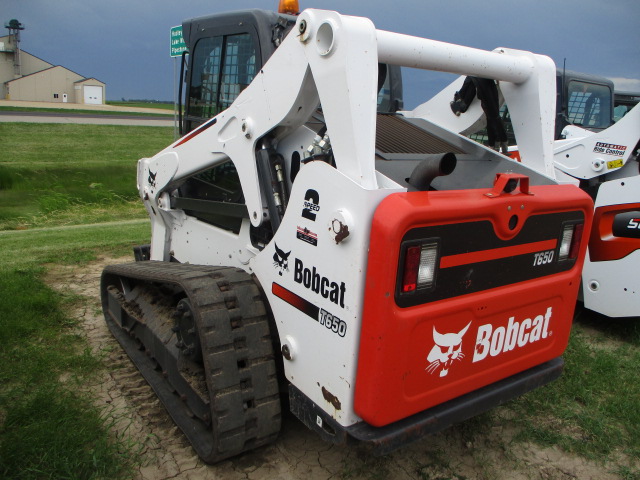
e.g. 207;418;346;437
186;33;257;131
566;81;612;129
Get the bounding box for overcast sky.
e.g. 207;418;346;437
3;0;640;107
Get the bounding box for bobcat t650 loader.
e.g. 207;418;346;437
101;8;593;463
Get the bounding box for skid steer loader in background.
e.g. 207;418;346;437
101;7;594;463
416;68;640;319
614;90;640;122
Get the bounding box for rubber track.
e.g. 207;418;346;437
101;261;281;463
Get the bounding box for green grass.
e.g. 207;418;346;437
0;223;150;480
107;101;174;111
0;123;172;230
507;313;640;472
0;221;150;267
0;122;155;479
0;256;146;479
1;386;137;480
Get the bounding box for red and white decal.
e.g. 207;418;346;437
593;142;627;156
296;225;318;246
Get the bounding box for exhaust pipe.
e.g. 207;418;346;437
407;152;457;191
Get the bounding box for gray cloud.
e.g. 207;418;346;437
4;0;639;102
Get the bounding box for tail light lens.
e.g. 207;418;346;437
401;246;421;293
569;223;584;260
400;242;439;293
559;223;584;261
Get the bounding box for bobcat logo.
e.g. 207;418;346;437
426;322;471;377
148;170;157;188
273;243;291;276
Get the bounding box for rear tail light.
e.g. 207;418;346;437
558;226;573;260
559;223;584;261
569;223;584;260
401;246;421;293
401;242;439;293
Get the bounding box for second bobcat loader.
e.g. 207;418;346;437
101;8;593;463
416;69;640;318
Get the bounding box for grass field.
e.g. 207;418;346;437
0;121;638;478
0;122;165;479
509;315;640;477
0;123;172;230
0;222;150;480
107;101;174;111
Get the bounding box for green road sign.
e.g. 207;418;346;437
170;25;188;57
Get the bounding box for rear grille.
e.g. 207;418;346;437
376;114;464;155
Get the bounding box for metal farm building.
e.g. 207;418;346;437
1;21;105;105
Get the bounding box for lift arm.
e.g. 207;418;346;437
139;9;558;260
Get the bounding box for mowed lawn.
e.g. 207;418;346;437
0;123;173;229
0;122;170;479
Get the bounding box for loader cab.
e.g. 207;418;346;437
613;91;640;123
556;70;614;137
470;69;614;146
180;9;293;134
179;9;404;135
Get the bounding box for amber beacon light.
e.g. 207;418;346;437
278;0;300;14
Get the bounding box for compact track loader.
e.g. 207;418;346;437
101;8;593;463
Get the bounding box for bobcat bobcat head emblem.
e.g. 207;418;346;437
426;322;471;377
148;170;157;188
273;243;291;276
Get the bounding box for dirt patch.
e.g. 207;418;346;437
45;257;626;480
